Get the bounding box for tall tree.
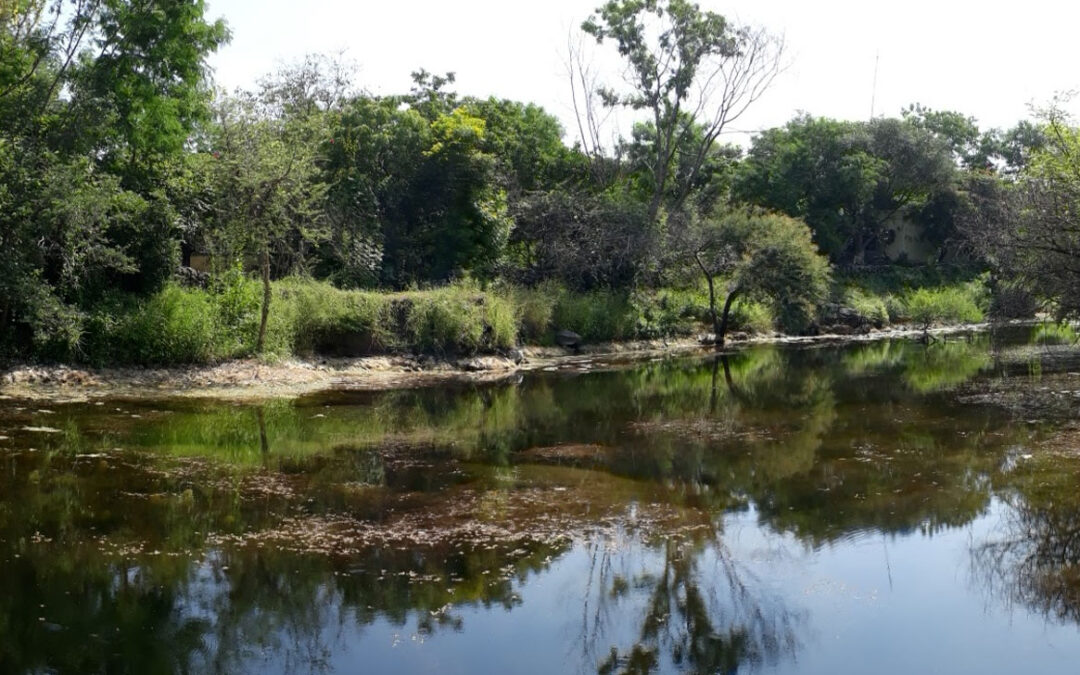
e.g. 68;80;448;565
581;0;783;221
201;91;327;353
735;114;957;265
0;0;227;356
962;101;1080;319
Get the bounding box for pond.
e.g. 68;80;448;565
2;327;1080;674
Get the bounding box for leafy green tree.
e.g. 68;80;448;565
622;113;742;216
902;104;1047;176
68;0;228;180
734;114;957;265
200;91;327;352
319;96;428;287
902;103;983;168
675;209;831;345
0;0;226;357
414;107;512;282
582;0;783;221
962;101;1080;319
463;97;577;194
322;97;510;287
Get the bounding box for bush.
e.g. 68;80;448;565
902;286;984;329
274;278;392;356
549;289;638;342
843;286;890;327
1032;321;1078;345
98;285;218;365
509;282;561;344
399;285;516;355
727;299;774;334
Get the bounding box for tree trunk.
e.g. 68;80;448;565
716;288;739;348
256;247;271;354
693;251;721;346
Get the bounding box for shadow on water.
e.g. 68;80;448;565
3;326;1080;673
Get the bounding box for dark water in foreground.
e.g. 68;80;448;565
3;329;1080;674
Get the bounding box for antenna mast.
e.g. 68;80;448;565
870;50;880;119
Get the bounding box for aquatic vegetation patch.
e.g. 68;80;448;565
206;482;713;558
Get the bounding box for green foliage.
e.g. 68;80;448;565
400;285;516;355
727;298;774;334
1;4;1028;367
321;96;513;287
111;286;219;365
961;101;1080;320
1032;322;1078;345
510;283;562;344
0;0;227;356
734;114;958;264
684;209;831;339
837;267;989;326
582;0;779;220
901;286;984;329
275;278;391;356
463;97;573;192
549;289;638;343
843;287;891;327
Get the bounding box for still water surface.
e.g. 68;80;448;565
3;329;1080;673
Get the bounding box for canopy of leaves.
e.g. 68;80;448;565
734;114;957;265
683;208;831;333
0;0;227;357
962;104;1080;319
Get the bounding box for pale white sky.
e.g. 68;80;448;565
205;0;1080;146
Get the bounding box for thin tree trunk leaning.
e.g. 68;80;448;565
693;251;721;346
717;288;739;348
256;247;271;354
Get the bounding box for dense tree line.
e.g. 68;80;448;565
1;0;1075;362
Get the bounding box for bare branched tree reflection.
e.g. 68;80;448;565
588;533;803;675
972;493;1080;624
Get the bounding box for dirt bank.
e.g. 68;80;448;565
0;323;995;402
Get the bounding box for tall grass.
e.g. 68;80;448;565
900;286;985;329
836;269;988;329
70;269;982;367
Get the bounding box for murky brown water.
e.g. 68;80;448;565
2;327;1080;673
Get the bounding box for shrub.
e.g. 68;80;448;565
399;285;516;355
549;289;637;342
109;285;218;365
210;266;262;358
727;299;774;334
843;286;890;327
1032;321;1078;345
509;282;561;344
902;287;984;329
274;278;392;356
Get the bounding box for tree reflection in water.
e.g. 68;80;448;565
590;534;802;675
0;328;1058;673
972;462;1080;624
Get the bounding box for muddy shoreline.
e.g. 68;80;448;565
0;322;1003;402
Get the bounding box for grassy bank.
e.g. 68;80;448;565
14;276;773;366
9;267;998;367
832;266;990;330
